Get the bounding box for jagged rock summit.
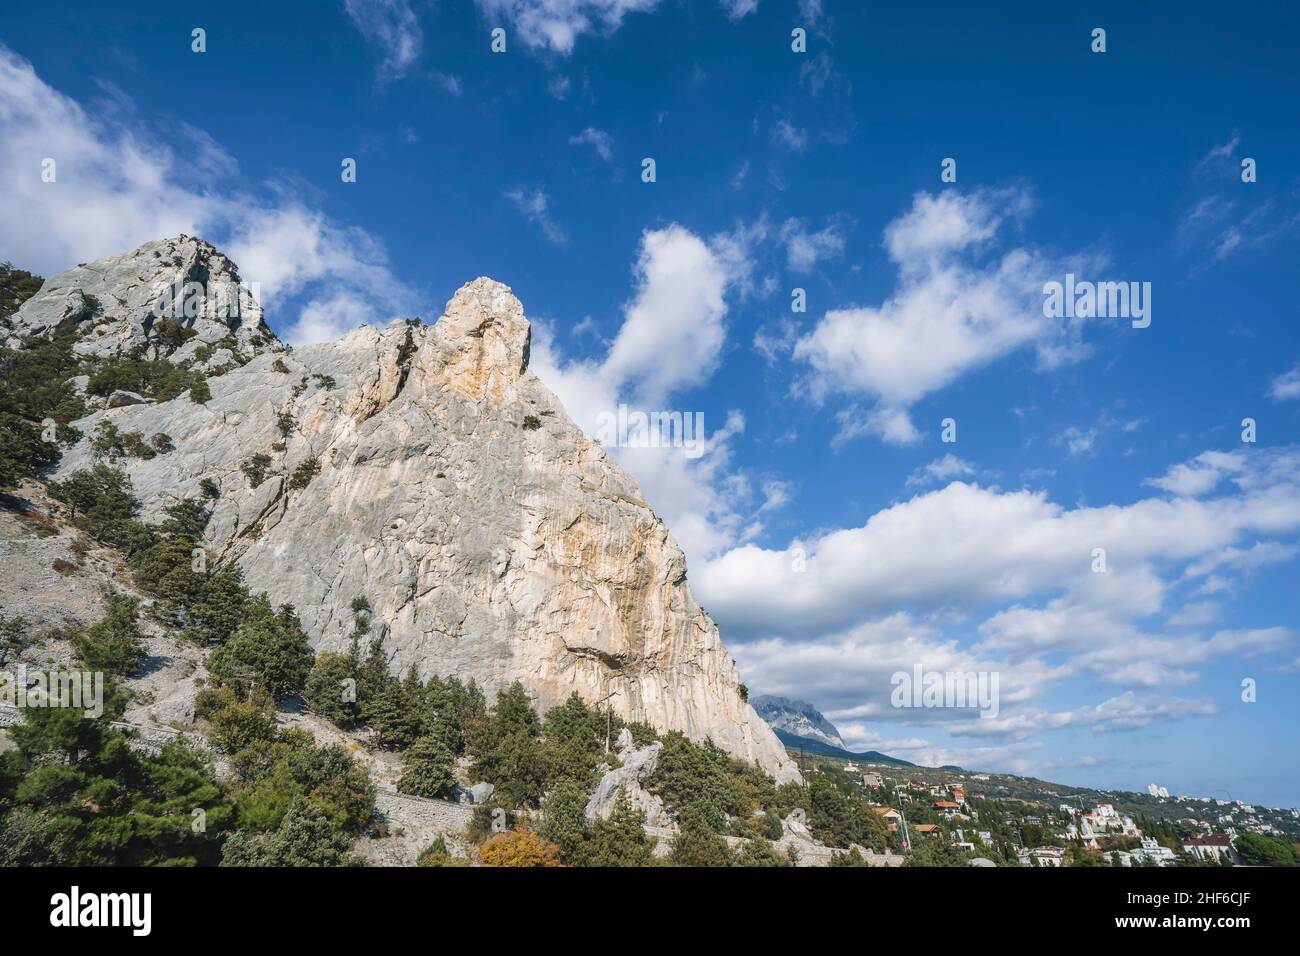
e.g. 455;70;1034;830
49;239;795;779
4;236;280;361
752;695;847;750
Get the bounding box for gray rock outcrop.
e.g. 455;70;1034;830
3;236;279;360
48;248;794;778
585;728;668;826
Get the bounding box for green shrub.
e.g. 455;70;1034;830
287;455;321;491
241;453;272;488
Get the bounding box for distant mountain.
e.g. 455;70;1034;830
753;695;847;750
771;729;917;767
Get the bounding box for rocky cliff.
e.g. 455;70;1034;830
3;236;278;362
40;239;794;779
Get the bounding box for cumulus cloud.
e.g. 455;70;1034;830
702;450;1300;641
699;446;1300;746
710;448;1298;770
792;188;1092;445
531;222;777;559
601;225;728;404
0;47;416;346
0;46;216;273
1144;450;1248;497
226;204;416;345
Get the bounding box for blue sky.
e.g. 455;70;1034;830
2;0;1298;805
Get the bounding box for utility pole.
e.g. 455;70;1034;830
594;689;617;754
898;786;911;851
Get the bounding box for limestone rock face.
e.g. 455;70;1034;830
585;728;669;826
3;236;279;360
51;266;794;777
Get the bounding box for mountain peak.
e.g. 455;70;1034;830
431;277;531;402
753;695;848;751
38;239;795;781
2;234;280;362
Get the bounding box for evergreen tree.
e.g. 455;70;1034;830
397;736;457;798
540;778;590;863
71;595;146;677
221;796;356;867
733;836;785;867
303;652;362;727
669;806;734;867
586;790;657;867
207;595;314;700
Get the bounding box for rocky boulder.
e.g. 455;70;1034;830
585;728;668;826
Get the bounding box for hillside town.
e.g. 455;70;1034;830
802;756;1300;867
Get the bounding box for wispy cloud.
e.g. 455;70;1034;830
474;0;662;55
342;0;423;80
503;187;567;244
568;126;613;162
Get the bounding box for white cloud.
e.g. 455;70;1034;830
474;0;662;55
1144;450;1247;497
906;453;975;488
226;204;415;345
568;126;613;162
0;46;415;346
1269;363;1300;401
0;46;216;274
771;117;808;153
602;224;728;405
530;223;774;559
342;0;423;80
779;215;848;273
288;291;375;345
712;449;1298;767
503;187;567;244
792;188;1089;446
698;449;1300;667
719;0;759;20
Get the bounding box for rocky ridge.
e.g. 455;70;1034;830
3;236;279;363
37;238;795;780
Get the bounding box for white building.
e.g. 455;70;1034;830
1183;834;1234;863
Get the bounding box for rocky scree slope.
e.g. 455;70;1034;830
40;238;794;779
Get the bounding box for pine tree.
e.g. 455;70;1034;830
397;735;457;798
586;790;656;867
